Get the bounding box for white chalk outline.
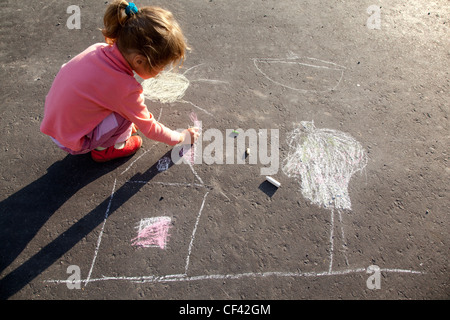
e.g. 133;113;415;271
283;121;369;273
45;62;424;290
85;178;117;286
143;63;226;117
81;171;209;286
49;158;424;288
253;55;346;93
46;267;423;286
184;192;209;274
84;175;209;285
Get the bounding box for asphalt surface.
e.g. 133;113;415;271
0;0;448;300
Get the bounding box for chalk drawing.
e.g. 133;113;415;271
282;120;368;271
46;143;424;290
141;64;227;117
157;156;171;172
253;53;346;93
45;62;424;292
282;121;368;210
47;267;423;286
142;71;189;103
184;192;209;274
169;111;205;185
179;112;202;166
85;177;117;286
190;111;202;134
46;142;423;290
178;146;204;185
131;217;172;249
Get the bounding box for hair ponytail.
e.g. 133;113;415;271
101;1;188;70
102;0;133;45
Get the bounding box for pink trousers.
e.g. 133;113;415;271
52;113;133;155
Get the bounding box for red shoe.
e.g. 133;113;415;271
91;136;142;162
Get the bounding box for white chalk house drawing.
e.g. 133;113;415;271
76;64;221;282
46;59;423;288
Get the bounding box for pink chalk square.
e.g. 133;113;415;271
131;217;172;249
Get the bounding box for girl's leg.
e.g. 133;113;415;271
88;113;142;162
52;113;141;161
86;113;133;150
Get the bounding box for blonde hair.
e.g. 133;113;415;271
102;0;188;70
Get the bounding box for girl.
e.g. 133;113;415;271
41;1;199;162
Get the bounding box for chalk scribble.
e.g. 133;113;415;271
131;217;172;249
282;121;367;210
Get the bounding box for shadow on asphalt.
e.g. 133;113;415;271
0;149;175;299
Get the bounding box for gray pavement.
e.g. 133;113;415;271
0;0;448;300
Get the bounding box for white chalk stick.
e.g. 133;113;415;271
265;176;281;188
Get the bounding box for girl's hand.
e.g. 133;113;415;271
179;127;200;145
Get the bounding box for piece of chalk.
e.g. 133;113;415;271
266;176;281;188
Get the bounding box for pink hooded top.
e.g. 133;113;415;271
40;43;182;151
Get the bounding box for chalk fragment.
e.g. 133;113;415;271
265;176;281;188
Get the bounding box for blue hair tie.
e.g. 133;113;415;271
125;2;138;16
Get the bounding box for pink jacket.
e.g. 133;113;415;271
41;43;182;151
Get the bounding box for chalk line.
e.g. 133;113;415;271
183;63;205;75
252;55;346;93
255;59;344;71
184;192;209;274
187;157;204;185
84;178;117;286
254;55;346;69
45;266;424;285
141;63;222;117
178;99;214;117
191;79;229;84
327;208;350;271
328;209;335;273
337;209;349;266
156;107;163;121
380;268;423;274
120;145;155;175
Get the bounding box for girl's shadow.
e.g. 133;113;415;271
0;150;173;299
